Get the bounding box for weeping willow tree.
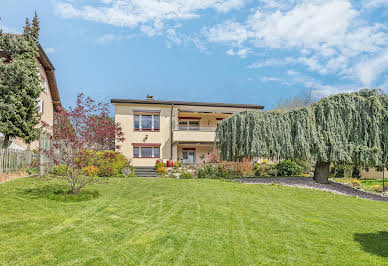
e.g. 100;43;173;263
216;89;388;183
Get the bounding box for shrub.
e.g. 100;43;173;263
121;161;135;177
157;166;168;176
350;178;361;188
208;151;221;163
276;160;302;177
254;163;278;177
174;160;184;169
84;151;127;177
234;158;253;177
197;164;219;178
180;172;194;179
51;164;67;176
155;162;166;170
82;166;99;176
370;185;383;193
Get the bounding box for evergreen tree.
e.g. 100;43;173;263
216;89;388;183
23;18;31;37
0;17;42;148
31;12;40;41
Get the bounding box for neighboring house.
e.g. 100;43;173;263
111;95;264;167
0;44;61;150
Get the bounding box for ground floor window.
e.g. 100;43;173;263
133;146;160;158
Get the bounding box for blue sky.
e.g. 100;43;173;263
1;0;388;110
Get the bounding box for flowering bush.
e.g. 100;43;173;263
155;162;166;170
157;166;168;176
351;178;361;188
370;185;383;193
208;151;221;163
82;166;99;176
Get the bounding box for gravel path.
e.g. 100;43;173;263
235;177;388;202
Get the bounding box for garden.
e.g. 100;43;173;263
1;175;388;265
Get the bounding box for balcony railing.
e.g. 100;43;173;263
176;126;217;132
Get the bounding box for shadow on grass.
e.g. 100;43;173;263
354;231;388;257
19;184;100;203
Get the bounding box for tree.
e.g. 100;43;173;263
31;12;40;41
0;16;42;148
216;89;388;184
274;88;318;111
42;94;125;195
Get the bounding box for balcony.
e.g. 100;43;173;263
173;126;216;143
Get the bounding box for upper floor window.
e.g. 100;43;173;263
179;120;200;131
134;114;160;131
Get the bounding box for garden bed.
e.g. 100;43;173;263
235;177;388;202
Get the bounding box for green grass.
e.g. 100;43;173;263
332;177;387;192
0;176;388;265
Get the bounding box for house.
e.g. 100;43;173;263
0;44;61;150
111;95;264;166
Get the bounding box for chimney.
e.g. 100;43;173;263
146;94;154;101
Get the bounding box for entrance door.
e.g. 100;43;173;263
183;150;195;164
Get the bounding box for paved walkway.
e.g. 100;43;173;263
235;177;388;202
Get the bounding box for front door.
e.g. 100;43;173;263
183;150;195;164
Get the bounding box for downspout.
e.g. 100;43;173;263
170;104;174;160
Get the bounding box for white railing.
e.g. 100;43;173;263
176;126;217;132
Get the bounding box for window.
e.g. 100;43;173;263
179;120;200;130
133;146;160;158
44;80;49;93
38;99;44;114
134;114;160;131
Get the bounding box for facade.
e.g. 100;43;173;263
112;96;264;167
0;44;61;150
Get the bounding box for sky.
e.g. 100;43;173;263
1;0;388;110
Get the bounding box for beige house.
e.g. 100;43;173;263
112;96;264;167
0;44;61;150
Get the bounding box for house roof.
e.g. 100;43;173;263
111;98;264;109
37;44;61;110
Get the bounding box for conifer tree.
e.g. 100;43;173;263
216;89;388;183
23;18;31;37
31;12;40;40
0;15;43;148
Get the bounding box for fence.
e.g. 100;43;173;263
0;149;38;173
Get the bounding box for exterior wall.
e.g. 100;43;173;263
10;59;54;150
114;104;173;167
114;102;258;167
177;144;213;164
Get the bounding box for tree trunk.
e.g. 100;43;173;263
2;134;10;149
313;162;330;184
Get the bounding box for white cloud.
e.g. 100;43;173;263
215;0;245;13
363;0;388;8
355;48;388;86
286;70;356;97
55;0;244;29
202;21;249;45
96;33;136;44
226;47;250;58
204;0;388;85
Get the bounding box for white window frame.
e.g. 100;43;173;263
133;146;160;158
134;114;160;131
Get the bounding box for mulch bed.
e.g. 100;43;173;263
235;177;388;202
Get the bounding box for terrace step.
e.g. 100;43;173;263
134;167;157;177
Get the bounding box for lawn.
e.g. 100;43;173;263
0;177;387;265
